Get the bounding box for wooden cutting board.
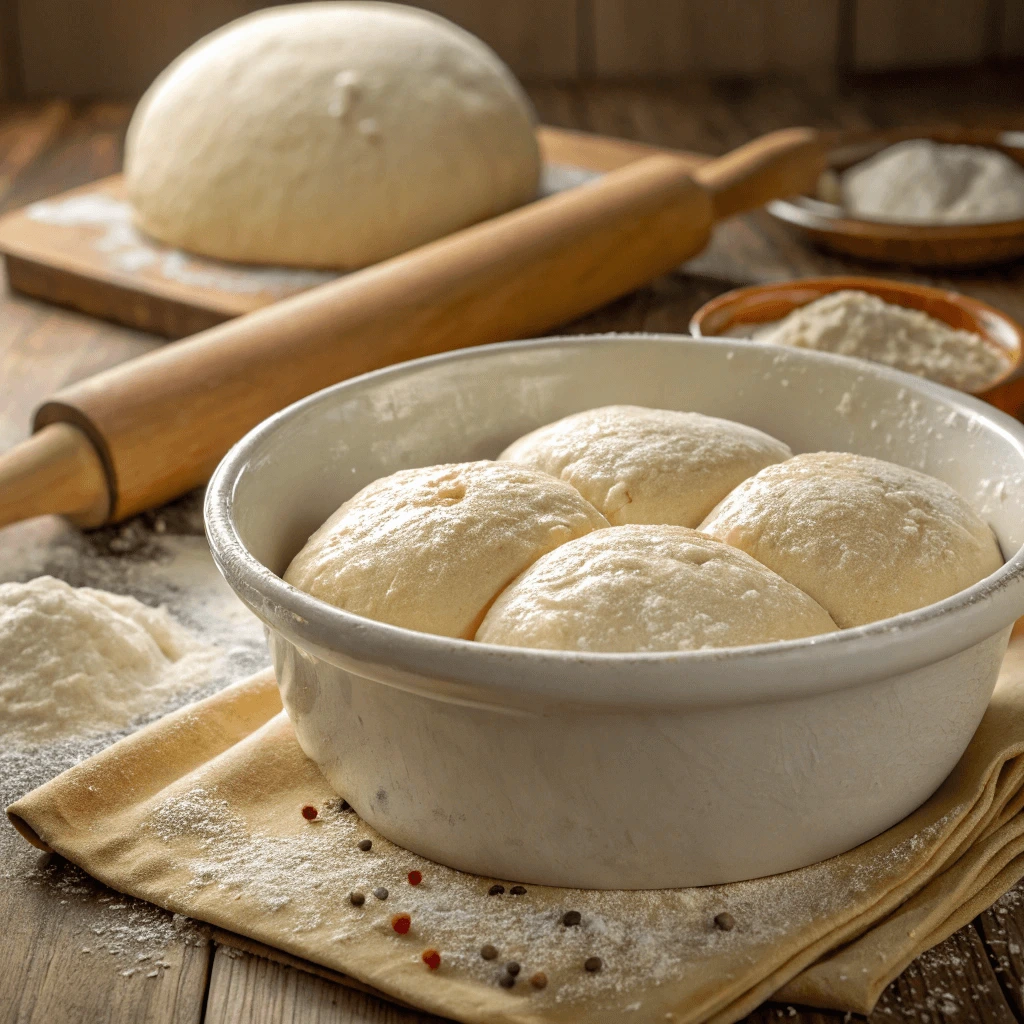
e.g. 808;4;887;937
0;126;707;338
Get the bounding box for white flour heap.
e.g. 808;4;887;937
841;139;1024;224
754;289;1008;391
0;575;220;746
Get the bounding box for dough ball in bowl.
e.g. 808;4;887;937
476;525;837;652
700;452;1003;629
125;2;541;269
284;461;608;639
500;405;791;528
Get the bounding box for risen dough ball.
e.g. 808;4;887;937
284;461;608;639
700;452;1003;628
499;405;792;528
476;525;837;652
125;2;541;269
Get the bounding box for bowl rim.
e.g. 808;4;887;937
205;333;1024;710
687;275;1024;396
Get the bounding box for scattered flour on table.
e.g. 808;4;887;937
0;575;220;746
146;786;957;1011
26;194;336;293
841;139;1024;225
0;491;268;976
751;289;1008;391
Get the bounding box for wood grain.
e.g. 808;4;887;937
852;0;991;71
415;1;579;80
0;848;211;1024
0;128;709;340
204;947;446;1024
590;0;841;78
16;0;579;98
998;0;1024;57
4;80;1024;1024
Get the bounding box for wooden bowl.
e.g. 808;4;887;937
767;127;1024;268
688;275;1023;400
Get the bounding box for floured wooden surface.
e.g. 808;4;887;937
0;161;605;337
0;490;268;988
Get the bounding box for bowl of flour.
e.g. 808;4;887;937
690;276;1022;396
767;127;1024;267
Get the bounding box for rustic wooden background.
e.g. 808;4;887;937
0;0;1020;99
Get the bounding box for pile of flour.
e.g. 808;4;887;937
841;139;1024;224
0;575;220;746
754;290;1008;392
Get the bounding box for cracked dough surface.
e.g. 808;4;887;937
499;405;791;528
475;525;837;652
700;451;1004;629
284;461;609;639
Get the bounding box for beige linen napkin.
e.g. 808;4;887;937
10;642;1024;1024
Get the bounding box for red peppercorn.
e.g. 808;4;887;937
408;870;423;886
422;948;441;970
300;805;318;820
391;913;412;935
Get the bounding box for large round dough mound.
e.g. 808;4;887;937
284;461;609;639
475;525;837;652
125;2;541;270
700;451;1003;628
499;405;792;528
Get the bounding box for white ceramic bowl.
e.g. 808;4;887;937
206;336;1024;889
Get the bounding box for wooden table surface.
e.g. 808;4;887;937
5;71;1024;1024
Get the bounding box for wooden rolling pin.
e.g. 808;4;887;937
1;127;823;530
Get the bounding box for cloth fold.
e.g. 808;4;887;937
10;642;1024;1024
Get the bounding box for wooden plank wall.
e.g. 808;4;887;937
0;0;1018;99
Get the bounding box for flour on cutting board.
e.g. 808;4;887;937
26;195;336;294
25;164;599;296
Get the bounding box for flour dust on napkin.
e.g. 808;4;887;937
11;644;1024;1024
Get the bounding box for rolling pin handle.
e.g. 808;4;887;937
0;423;110;530
695;127;825;221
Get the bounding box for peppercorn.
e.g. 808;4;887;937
509;885;527;895
714;912;736;932
357;838;372;851
349;891;365;907
562;910;581;927
488;884;505;896
530;972;548;990
373;887;389;901
505;961;521;977
480;944;498;961
584;956;602;973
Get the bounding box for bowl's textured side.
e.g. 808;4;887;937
268;626;1009;888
